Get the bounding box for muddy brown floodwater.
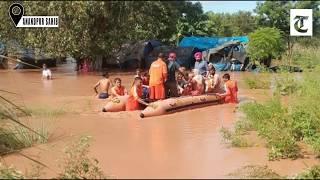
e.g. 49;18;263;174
0;63;319;178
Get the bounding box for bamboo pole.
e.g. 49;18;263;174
0;55;42;69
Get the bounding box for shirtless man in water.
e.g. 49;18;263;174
93;72;112;99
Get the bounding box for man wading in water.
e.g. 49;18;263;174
93;72;112;99
42;64;52;80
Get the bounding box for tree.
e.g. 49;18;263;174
170;1;215;45
254;1;320;65
205;11;257;37
247;27;285;67
0;1;192;70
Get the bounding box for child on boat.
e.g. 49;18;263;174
110;78;128;98
216;73;238;104
177;72;188;96
126;77;149;111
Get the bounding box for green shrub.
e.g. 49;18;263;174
292;46;320;70
247;27;285;64
241;100;301;160
0;163;24;179
228;165;282;179
239;71;320;160
295;165;320;179
274;74;300;96
58;136;108;179
220;127;251;148
244;76;270;89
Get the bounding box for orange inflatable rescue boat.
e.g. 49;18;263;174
140;94;222;118
102;95;129;112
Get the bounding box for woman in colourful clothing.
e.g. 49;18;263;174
216;73;238;104
126;77;149;111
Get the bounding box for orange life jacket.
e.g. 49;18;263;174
149;58;167;86
126;86;143;111
224;80;238;104
113;86;125;96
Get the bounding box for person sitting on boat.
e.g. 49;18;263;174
126;77;149;111
182;72;194;96
42;64;52;80
134;68;142;78
177;72;188;96
194;52;208;76
93;72;112;99
205;67;223;93
141;72;150;99
110;78;128;98
135;69;150;99
216;73;239;104
190;69;205;96
206;63;214;77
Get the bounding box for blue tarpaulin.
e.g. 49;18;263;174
178;36;249;51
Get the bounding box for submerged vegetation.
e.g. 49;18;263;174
294;165;320;179
0;92;50;156
0;163;24;179
244;74;271;89
0;136;108;179
220;119;254;148
228;165;282;179
235;70;320;160
222;45;320;162
58;136;107;179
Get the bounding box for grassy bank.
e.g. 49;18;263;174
240;70;320;160
219;46;320;178
0;136;109;179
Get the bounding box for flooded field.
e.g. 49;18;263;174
0;63;318;178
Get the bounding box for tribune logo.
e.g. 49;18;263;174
290;9;312;36
9;3;59;28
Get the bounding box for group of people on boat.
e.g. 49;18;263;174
94;52;239;112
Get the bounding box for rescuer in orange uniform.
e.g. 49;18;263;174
149;53;168;101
